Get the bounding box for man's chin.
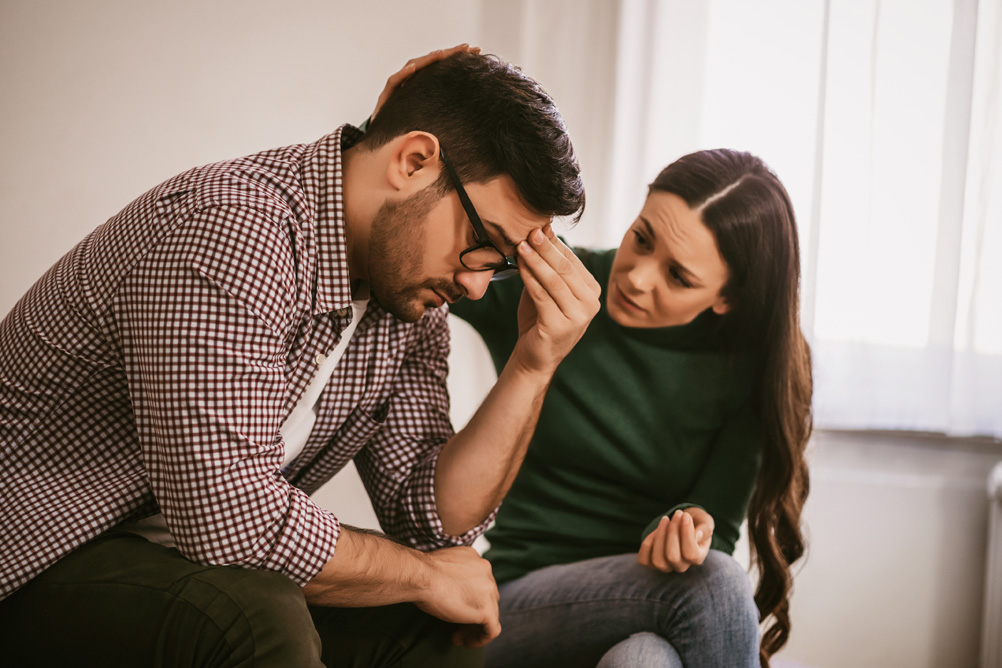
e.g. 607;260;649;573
386;298;428;324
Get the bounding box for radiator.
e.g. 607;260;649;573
983;461;1002;668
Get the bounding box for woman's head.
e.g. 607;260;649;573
609;149;802;345
606;190;731;328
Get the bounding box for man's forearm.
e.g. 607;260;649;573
302;527;426;607
433;361;551;536
434;226;602;536
302;526;501;646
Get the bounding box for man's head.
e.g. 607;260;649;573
345;53;584;322
359;52;584;222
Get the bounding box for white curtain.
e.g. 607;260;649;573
482;0;1002;437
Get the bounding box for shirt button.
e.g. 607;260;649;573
315;353;326;365
336;308;349;316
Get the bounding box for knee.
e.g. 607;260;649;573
185;565;310;622
168;566;321;667
690;550;759;630
597;632;681;668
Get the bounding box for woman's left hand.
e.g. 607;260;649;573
371;44;482;121
637;507;715;573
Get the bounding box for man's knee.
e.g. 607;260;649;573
171;566;322;668
310;602;484;668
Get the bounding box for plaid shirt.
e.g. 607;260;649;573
0;125;492;600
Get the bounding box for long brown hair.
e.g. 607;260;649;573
651;149;813;666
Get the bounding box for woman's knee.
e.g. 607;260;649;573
684;550;759;632
596;632;683;668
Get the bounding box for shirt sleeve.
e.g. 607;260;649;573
351;306;495;549
641;400;763;555
113;203;340;585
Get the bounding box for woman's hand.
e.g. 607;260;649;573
371;44;482;121
638;507;715;573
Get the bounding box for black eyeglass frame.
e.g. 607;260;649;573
438;147;520;282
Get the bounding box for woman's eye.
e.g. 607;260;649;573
670;268;692;288
632;230;650;248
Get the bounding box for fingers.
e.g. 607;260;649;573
638;511;708;574
653;514;674;572
516;232;574;313
373;44;483;120
516;228;599;317
540;225;603;298
664;510;687;572
398;44;477;81
680;512;704;565
637;520;661;568
637;516;665;570
452;617;501;648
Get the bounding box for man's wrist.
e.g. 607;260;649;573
505;345;563;383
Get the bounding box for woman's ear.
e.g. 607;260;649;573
711;296;731;315
385;131;440;192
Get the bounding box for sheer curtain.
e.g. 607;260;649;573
488;0;1002;438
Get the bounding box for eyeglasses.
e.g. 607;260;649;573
439;147;519;281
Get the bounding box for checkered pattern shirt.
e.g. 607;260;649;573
0;125;493;600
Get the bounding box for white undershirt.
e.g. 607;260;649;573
279;294;369;467
120;293;370;547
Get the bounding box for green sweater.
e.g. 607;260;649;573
449;248;763;585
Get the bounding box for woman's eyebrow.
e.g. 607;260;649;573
640;216;704;286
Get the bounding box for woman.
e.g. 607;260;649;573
376;49;812;668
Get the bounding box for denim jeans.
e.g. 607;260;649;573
484;550;760;668
0;533;482;668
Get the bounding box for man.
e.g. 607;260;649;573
0;50;601;667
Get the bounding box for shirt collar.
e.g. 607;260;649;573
301;123;364;316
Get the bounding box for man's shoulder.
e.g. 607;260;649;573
169;142;312;216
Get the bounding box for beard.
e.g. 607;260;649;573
368;185;464;323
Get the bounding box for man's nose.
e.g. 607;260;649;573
456;269;493;301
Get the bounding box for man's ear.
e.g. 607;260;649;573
386;131;440;192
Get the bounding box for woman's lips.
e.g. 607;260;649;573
613;282;644;312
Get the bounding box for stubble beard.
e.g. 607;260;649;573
368;185;459;323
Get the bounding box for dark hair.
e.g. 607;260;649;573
651;150;813;667
360;52;584;222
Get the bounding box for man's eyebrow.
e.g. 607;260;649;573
483;219;520;256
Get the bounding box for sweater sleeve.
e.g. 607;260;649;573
641;399;763;555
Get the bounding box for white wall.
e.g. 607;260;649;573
0;0;481;312
2;2;1000;666
784;430;999;668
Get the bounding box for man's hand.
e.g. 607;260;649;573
511;225;602;376
371;44;482;121
413;546;501;648
638;507;715;573
303;529;500;647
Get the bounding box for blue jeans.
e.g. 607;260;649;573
484;551;760;668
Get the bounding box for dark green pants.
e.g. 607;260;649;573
0;533;483;668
